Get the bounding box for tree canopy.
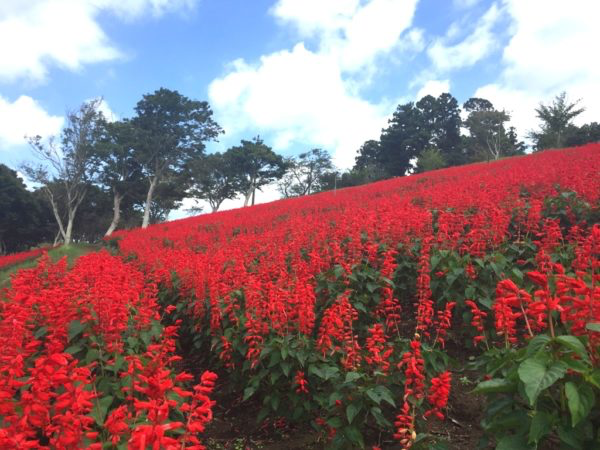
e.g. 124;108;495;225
132;88;223;227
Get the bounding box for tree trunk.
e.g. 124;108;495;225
48;198;67;244
64;211;74;246
142;178;158;229
105;192;123;236
251;187;256;206
243;188;252;207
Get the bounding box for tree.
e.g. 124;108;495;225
357;93;463;177
463;98;527;161
188;152;240;212
278;148;334;198
464;100;510;161
0;165;53;253
416;148;446;173
377;101;425;176
132;88;223;228
417;93;463;166
505;127;527;157
354;140;382;171
565;122;600;147
529;92;585;151
22;99;105;245
96;119;144;236
226;137;286;206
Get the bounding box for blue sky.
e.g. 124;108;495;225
0;0;598;211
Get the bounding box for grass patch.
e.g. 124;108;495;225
0;243;101;289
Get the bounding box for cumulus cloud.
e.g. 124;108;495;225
474;0;600;137
0;0;198;83
0;95;63;148
209;0;421;170
428;2;502;72
416;79;450;99
209;43;390;169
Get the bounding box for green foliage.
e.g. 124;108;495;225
188;152;241;212
416;148;447;173
132;87;223;226
474;334;600;449
225;136;287;206
0;164;54;253
529;92;585;151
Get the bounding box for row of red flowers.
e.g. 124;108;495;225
0;252;217;449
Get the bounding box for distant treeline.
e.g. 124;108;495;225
1;89;598;253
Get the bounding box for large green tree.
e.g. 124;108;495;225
22;99;105;245
96;119;144;236
417;93;463;166
188;152;240;212
529;92;585;151
132;88;223;228
356;93;463;177
225;137;286;206
0;165;53;253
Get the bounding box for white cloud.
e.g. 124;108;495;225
416;79;450;99
428;3;502;72
474;0;600;138
209;0;421;170
0;0;197;83
209;43;391;170
0;95;63;148
272;0;419;72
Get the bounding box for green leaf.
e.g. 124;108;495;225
281;346;288;361
557;424;581;448
496;434;532;450
490;262;502;278
528;411;553;444
346;404;359;424
344;372;362;383
342;426;364;447
91;395;113;426
333;265;345;279
308;365;323;379
256;407;269;424
322;365;339;381
585;322;600;332
270;395;280;412
370;407;391;428
512;267;524;281
326;416;343;428
565;382;581;427
374;385;396;407
243;386;256;401
556;335;590;363
280;361;291;377
518;358;567;406
34;326;48;339
525;334;551;357
366;282;379;293
68;320;85;341
64;344;83;355
473;378;515;394
366;388;382;405
565;382;594;427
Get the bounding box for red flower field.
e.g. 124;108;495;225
1;144;599;448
